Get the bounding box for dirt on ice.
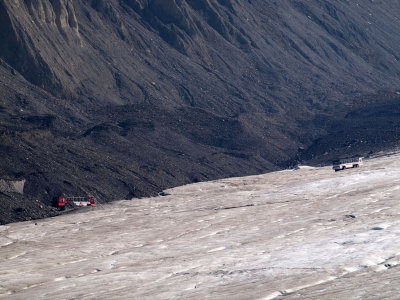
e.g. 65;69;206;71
1;151;400;299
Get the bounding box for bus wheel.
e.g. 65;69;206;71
342;166;346;170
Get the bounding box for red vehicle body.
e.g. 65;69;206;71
58;196;95;207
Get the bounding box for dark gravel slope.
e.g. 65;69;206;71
0;0;399;224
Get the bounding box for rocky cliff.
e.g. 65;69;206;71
1;0;399;223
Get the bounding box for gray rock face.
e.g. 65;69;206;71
0;179;25;194
0;0;399;223
3;0;400;106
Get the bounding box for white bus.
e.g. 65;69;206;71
332;157;363;172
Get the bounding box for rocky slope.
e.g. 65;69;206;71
1;0;400;224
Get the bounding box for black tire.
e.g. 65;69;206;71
342;166;346;170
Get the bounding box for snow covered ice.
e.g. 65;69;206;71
1;151;400;299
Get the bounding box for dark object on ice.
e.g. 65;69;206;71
385;264;392;269
345;215;356;219
214;204;255;211
158;192;171;197
372;227;384;230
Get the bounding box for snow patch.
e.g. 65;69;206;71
208;247;226;253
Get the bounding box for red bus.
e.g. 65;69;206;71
58;196;95;207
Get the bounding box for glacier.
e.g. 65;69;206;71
1;151;400;299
